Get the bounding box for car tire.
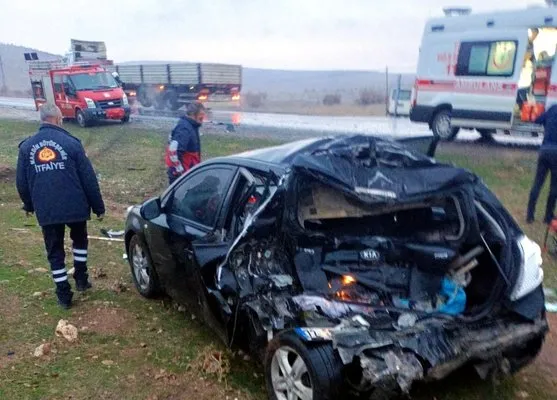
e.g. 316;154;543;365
265;332;343;400
128;235;161;298
432;109;459;141
76;110;89;128
121;115;130;123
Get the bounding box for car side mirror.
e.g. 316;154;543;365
140;197;162;220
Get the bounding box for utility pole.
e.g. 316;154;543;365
0;55;6;94
385;66;389;116
394;74;402;117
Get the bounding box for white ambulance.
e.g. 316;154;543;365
410;5;557;141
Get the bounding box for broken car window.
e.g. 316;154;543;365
169;167;235;227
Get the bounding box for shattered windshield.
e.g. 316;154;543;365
69;72;119;90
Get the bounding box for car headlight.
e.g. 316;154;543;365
122;93;129;106
84;98;96;109
510;235;544;301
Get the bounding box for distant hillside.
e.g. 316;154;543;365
118;61;415;102
0;45;415;102
0;43;59;95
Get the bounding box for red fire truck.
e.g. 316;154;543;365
28;60;130;127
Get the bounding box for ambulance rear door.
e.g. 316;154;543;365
451;28;528;128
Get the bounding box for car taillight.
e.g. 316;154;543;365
198;95;208;101
232;94;240;101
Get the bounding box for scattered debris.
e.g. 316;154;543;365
102;360;115;366
517;391;530;399
32;291;46;298
33;343;51;357
9;228;30;232
7;351;15;357
188;346;230;383
140;343;147;348
100;228;125;238
111;280;128;293
88;235;124;242
28;268;48;274
55;320;78;342
544;288;557;313
91;267;107;279
154;368;176;381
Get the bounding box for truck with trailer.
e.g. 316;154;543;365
107;62;242;111
26;39;130;127
410;4;557;141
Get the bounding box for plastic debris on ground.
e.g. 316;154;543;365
544;288;557;313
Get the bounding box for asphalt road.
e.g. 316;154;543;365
0;96;541;147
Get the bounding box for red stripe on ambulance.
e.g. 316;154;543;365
416;79;517;96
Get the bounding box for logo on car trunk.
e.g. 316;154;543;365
360;249;380;262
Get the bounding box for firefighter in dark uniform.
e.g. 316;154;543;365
165;101;206;185
16;103;105;309
527;104;557;224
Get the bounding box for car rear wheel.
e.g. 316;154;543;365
265;332;343;400
76;110;89;128
121;115;130;123
129;235;161;298
432;109;459;141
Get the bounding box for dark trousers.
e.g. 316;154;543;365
517;87;529;108
42;221;89;302
527;149;557;223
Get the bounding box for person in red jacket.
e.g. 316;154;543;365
165;102;206;184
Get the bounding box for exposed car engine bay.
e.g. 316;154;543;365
195;136;546;397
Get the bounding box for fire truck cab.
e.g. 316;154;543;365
29;61;130;127
410;5;557;141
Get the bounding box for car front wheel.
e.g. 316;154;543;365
265;332;343;400
128;235;161;298
76;110;89;128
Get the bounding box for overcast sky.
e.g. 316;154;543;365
0;0;542;72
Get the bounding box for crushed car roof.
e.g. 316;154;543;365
226;135;477;201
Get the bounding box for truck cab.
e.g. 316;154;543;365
30;62;131;127
388;88;412;116
410;6;557;141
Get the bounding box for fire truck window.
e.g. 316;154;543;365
456;40;517;77
53;75;63;94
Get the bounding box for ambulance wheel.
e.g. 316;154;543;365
76;110;89;128
432;109;459;141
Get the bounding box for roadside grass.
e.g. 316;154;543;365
0;119;555;400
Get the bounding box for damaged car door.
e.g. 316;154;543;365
150;166;237;308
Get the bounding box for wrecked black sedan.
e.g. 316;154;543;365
124;135;548;399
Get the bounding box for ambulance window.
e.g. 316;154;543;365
456;40;517;77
